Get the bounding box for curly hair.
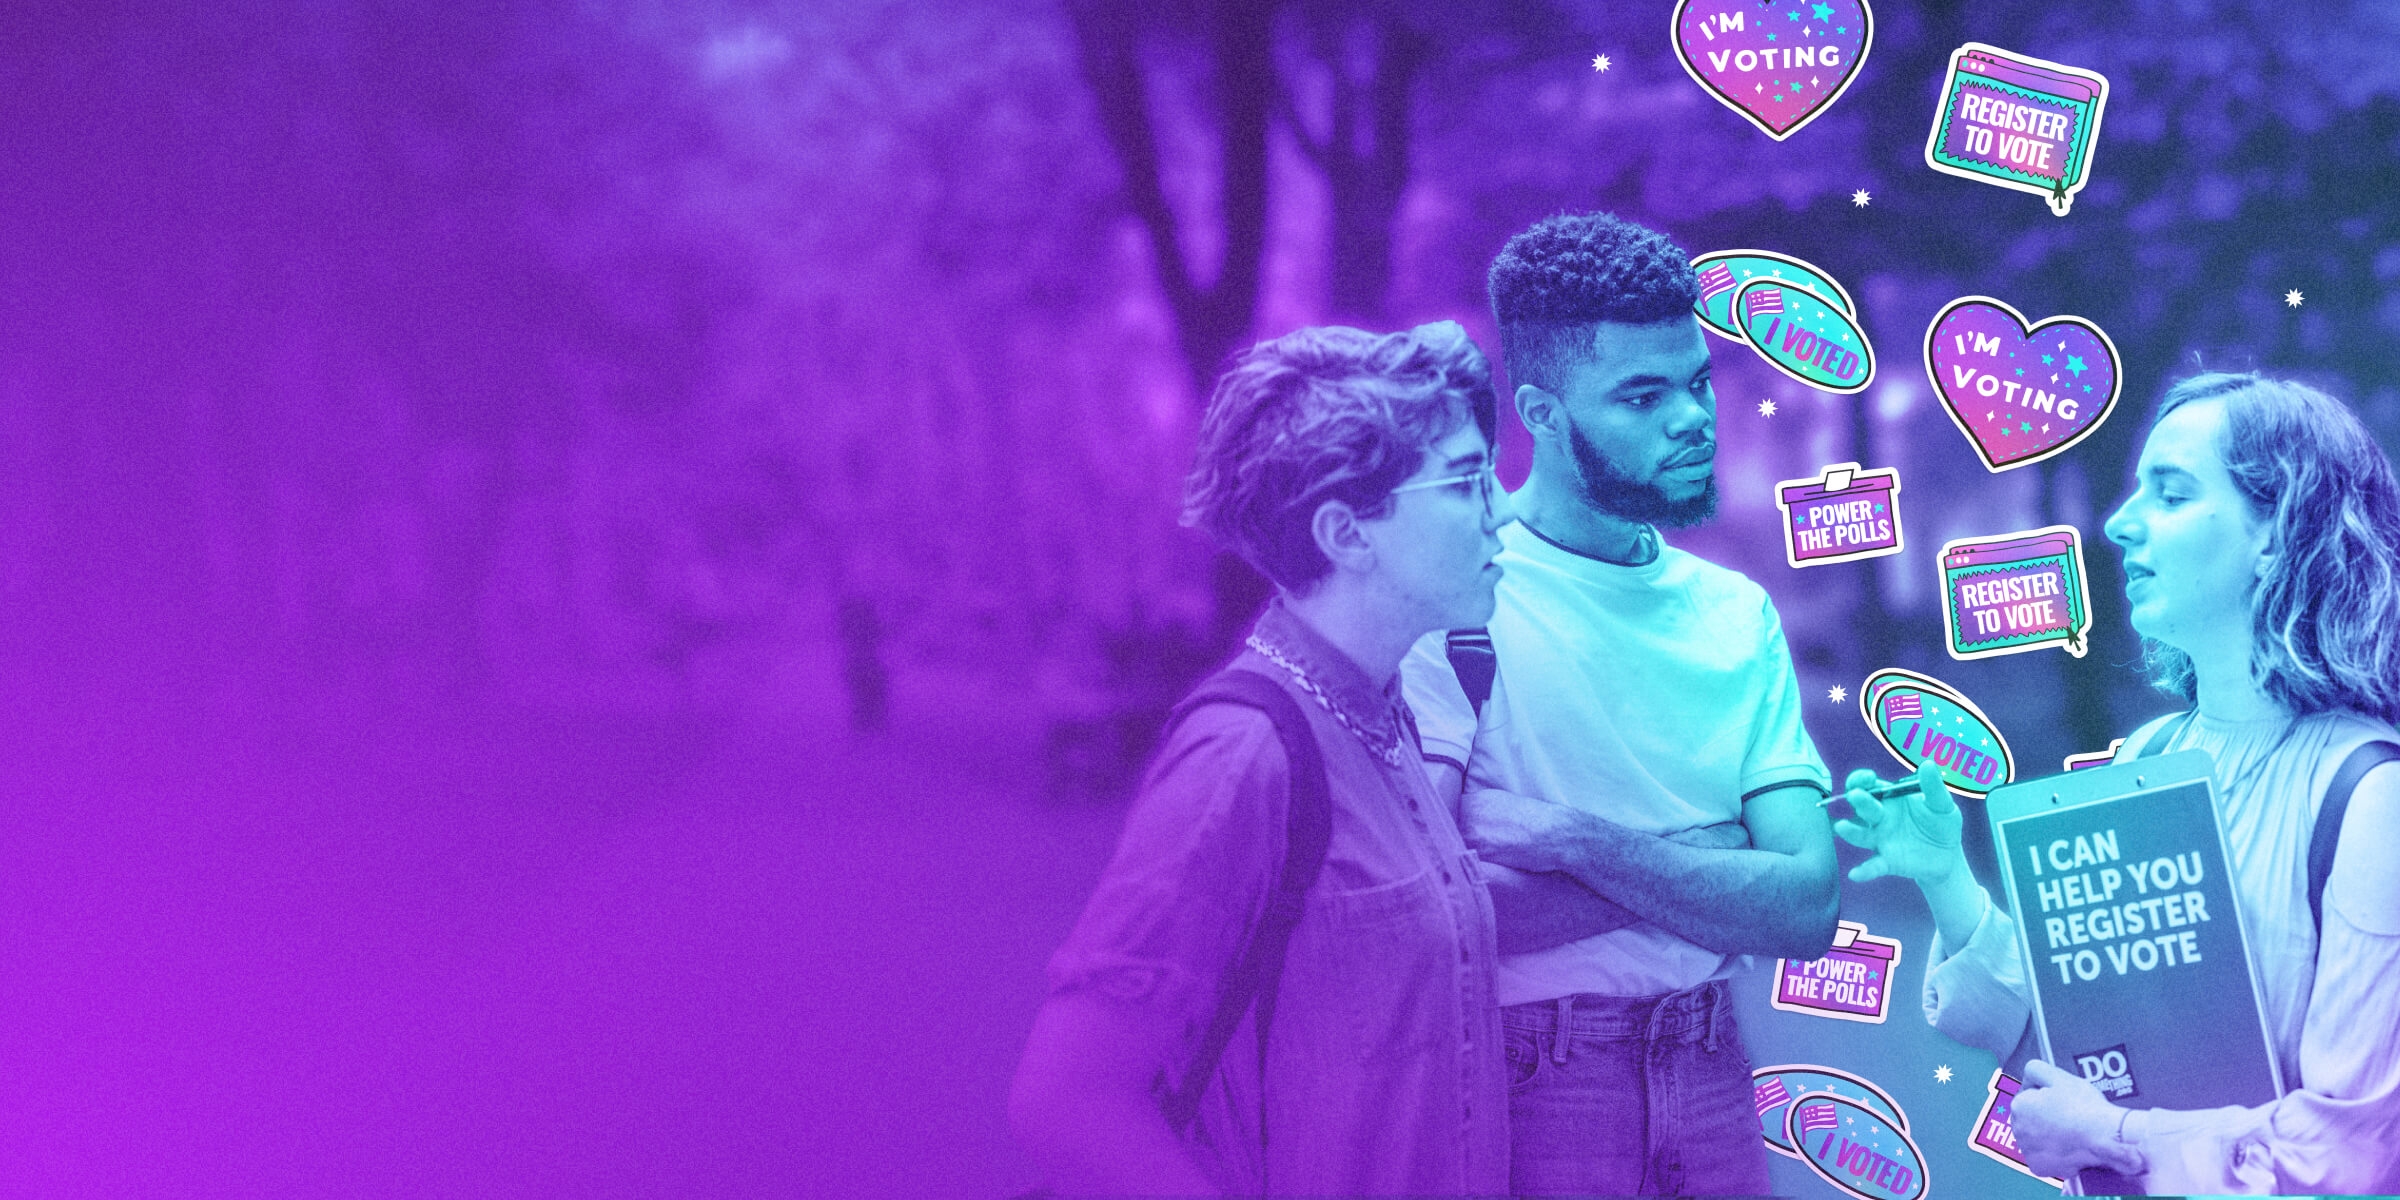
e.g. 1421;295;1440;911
2140;372;2400;724
1181;321;1496;592
1487;212;1701;393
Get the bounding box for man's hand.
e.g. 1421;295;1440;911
1461;787;1593;873
2013;1059;2145;1179
1832;761;1966;886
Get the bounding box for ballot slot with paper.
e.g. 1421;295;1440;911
1985;750;2282;1191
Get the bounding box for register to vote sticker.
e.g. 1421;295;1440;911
1771;919;1902;1023
1775;463;1902;568
1924;43;2109;215
1939;525;2092;660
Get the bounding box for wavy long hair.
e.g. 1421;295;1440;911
2141;372;2400;723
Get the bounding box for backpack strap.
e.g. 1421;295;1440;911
1156;667;1333;1150
2135;711;2196;759
1445;627;1496;718
2309;739;2400;938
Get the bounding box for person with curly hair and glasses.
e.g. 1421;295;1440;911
1009;321;1513;1196
1838;372;2400;1194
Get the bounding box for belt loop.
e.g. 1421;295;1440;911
1703;982;1724;1053
1551;996;1573;1065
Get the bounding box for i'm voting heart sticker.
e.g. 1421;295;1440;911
1924;296;2120;471
1672;0;1872;141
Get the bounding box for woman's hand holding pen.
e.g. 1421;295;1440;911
1832;761;1990;947
1831;760;1965;885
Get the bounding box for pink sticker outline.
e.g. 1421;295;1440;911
1923;294;2123;473
1770;919;1905;1024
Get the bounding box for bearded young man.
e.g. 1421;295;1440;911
1400;212;1840;1197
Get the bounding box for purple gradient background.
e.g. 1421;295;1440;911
6;2;2399;1196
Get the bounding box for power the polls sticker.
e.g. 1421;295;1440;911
1967;1068;2063;1184
1788;1092;1929;1200
1772;919;1902;1022
1671;0;1872;141
1751;1064;1908;1160
1924;43;2109;215
1775;462;1902;567
1940;526;2092;660
1860;667;2015;797
1925;296;2121;471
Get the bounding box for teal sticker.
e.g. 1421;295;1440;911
1751;1063;1908;1160
1923;43;2109;216
1692;249;1856;343
1938;525;2092;660
1734;277;1875;393
1789;1090;1929;1200
1858;667;2015;798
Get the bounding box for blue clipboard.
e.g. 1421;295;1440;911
1984;751;2283;1193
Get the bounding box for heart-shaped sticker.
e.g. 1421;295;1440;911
1924;296;2120;471
1672;0;1873;141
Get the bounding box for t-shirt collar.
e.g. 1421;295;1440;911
1511;515;1665;574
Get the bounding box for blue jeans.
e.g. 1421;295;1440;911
1502;979;1772;1197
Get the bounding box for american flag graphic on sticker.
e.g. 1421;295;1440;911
1699;263;1738;301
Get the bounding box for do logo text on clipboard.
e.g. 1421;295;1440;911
1985;750;2283;1195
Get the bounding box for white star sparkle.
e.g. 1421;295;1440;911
1757;399;1778;417
1828;685;1848;703
1592;53;1612;72
2285;288;2304;308
1935;1064;1955;1083
1851;188;1871;207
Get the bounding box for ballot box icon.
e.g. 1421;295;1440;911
1771;919;1902;1023
1775;463;1903;568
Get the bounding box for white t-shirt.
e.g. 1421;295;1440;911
1402;518;1830;1004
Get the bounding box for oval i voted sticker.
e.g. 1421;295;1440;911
1788;1090;1930;1200
1734;276;1875;393
1691;250;1856;343
1859;667;2014;797
1751;1063;1908;1159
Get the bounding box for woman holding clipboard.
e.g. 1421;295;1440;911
1837;372;2400;1193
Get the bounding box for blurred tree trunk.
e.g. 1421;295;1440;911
1283;6;1428;324
1066;0;1273;404
1066;0;1279;652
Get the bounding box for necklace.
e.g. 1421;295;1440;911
1244;634;1409;768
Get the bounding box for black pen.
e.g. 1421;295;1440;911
1818;776;1925;807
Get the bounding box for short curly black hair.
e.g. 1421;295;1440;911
1488;212;1700;393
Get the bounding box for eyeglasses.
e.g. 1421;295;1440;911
1390;462;1499;511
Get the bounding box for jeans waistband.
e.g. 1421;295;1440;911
1499;978;1732;1047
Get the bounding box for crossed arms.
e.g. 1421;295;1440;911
1428;763;1840;959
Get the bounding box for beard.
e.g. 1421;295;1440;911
1566;418;1718;528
